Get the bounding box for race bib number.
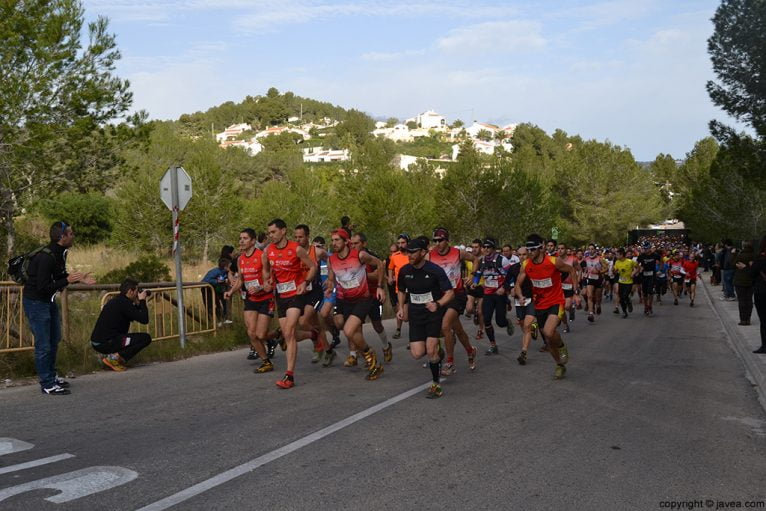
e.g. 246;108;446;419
484;276;499;288
320;266;328;277
245;279;262;293
338;276;360;289
561;283;573;290
410;292;434;304
276;280;297;294
643;271;654;277
657;272;666;278
532;278;553;288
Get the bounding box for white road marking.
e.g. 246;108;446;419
0;453;75;475
136;381;431;511
0;466;138;503
0;438;34;456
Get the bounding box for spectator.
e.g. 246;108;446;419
721;239;737;300
23;221;95;395
90;278;152;371
734;240;755;325
750;235;766;354
712;242;724;285
202;257;231;326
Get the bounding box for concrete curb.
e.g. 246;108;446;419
699;278;766;411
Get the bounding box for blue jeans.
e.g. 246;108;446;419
23;297;62;389
722;270;736;298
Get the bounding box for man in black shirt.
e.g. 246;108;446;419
397;238;454;399
90;278;152;371
23;221;95;395
636;243;661;316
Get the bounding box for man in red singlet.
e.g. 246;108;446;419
326;229;386;381
429;227;479;375
224;228;280;373
262;218;318;389
514;233;575;380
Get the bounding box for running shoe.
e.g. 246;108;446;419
276;375;294;389
322;350;337;367
622;311;628;319
674;298;678;306
554;364;567;380
613;307;620;315
485;344;498;355
425;383;443;399
558;343;569;365
690;300;694;307
563;323;570;333
41;384;70;395
343;354;358;367
102;355;126;372
468;346;478;370
587;313;594;323
254;360;274;373
517;350;527;365
440;363;456;377
392;329;401;340
54;375;70;388
531;322;539;340
267;339;277;359
247;348;259;360
362;348;378;371
311;350;321;364
627;301;633;313
383;342;393;363
596;305;602;315
506;322;515;336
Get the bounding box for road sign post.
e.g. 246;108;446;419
160;166;192;349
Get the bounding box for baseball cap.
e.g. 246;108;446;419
405;238;427;252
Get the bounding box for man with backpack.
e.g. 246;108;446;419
21;222;95;395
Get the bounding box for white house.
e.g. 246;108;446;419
465;121;501;140
215;123;252;143
303;147;350;163
220;137;263;156
416;110;446;130
254;126;311;140
372;124;414;142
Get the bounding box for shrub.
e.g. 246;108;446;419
38;192;114;244
100;255;171;283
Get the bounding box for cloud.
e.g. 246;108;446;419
361;49;427;61
436;21;546;54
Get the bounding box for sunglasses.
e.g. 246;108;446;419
432;238;445;243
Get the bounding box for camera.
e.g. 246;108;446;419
140;289;152;297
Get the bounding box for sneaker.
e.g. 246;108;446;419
468;346;478;370
102;356;126;372
383;342;393;363
485;344;498;355
440;363;456;377
54;376;70;388
558;343;569;365
613;307;620;315
254;360;274;373
311;350;321;364
247;348;259;360
753;347;766;354
554;364;567;380
587;313;594;323
517;350;527;366
506;322;515;336
674;298;678;306
41;384;70;395
365;351;383;380
392;329;401;340
425;383;443;399
563;322;570;333
622;311;628;319
344;354;358;367
276;375;294;389
266;339;277;359
690;301;694;307
596;305;602;315
224;319;234;324
322;350;337;367
531;322;539;340
627;301;633;313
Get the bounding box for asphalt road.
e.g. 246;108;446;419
1;287;765;511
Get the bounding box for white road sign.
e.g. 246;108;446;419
160;166;192;211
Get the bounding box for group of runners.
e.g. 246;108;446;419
223;219;701;398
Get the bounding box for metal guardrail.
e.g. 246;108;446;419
0;282;31;353
0;281;220;354
99;283;218;342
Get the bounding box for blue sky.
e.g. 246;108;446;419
83;0;737;160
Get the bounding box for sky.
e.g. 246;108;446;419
82;0;739;161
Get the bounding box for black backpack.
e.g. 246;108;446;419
7;246;52;284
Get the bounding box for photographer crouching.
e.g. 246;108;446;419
90;278;152;371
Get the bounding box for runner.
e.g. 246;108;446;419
472;238;513;355
682;252;700;307
509;246;538;365
636;242;662;316
325;229;385;380
396;238;455;398
262;218;319;389
465;239;486;340
294;224;328;363
557;242;580;332
655;250;670;305
313;235;342;367
613;248;638;318
387;234;411;340
514;233;573;379
224;228;279;373
583;243;606;322
428;227;479;375
350;232;393;363
669;250;685;306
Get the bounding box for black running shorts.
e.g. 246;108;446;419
446;292;467;314
534;303;565;328
408;308;444;341
276;295;305;319
334;298;373;322
244;298;274;316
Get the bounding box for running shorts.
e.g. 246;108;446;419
408;308;444;342
467;285;484;299
515;302;536;322
446;292;468;314
587;277;603;288
244;298;274;316
334;298;373;322
367;300;384;322
276;295;305;319
534;303;565;328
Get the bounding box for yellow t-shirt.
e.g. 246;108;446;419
614;259;637;284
